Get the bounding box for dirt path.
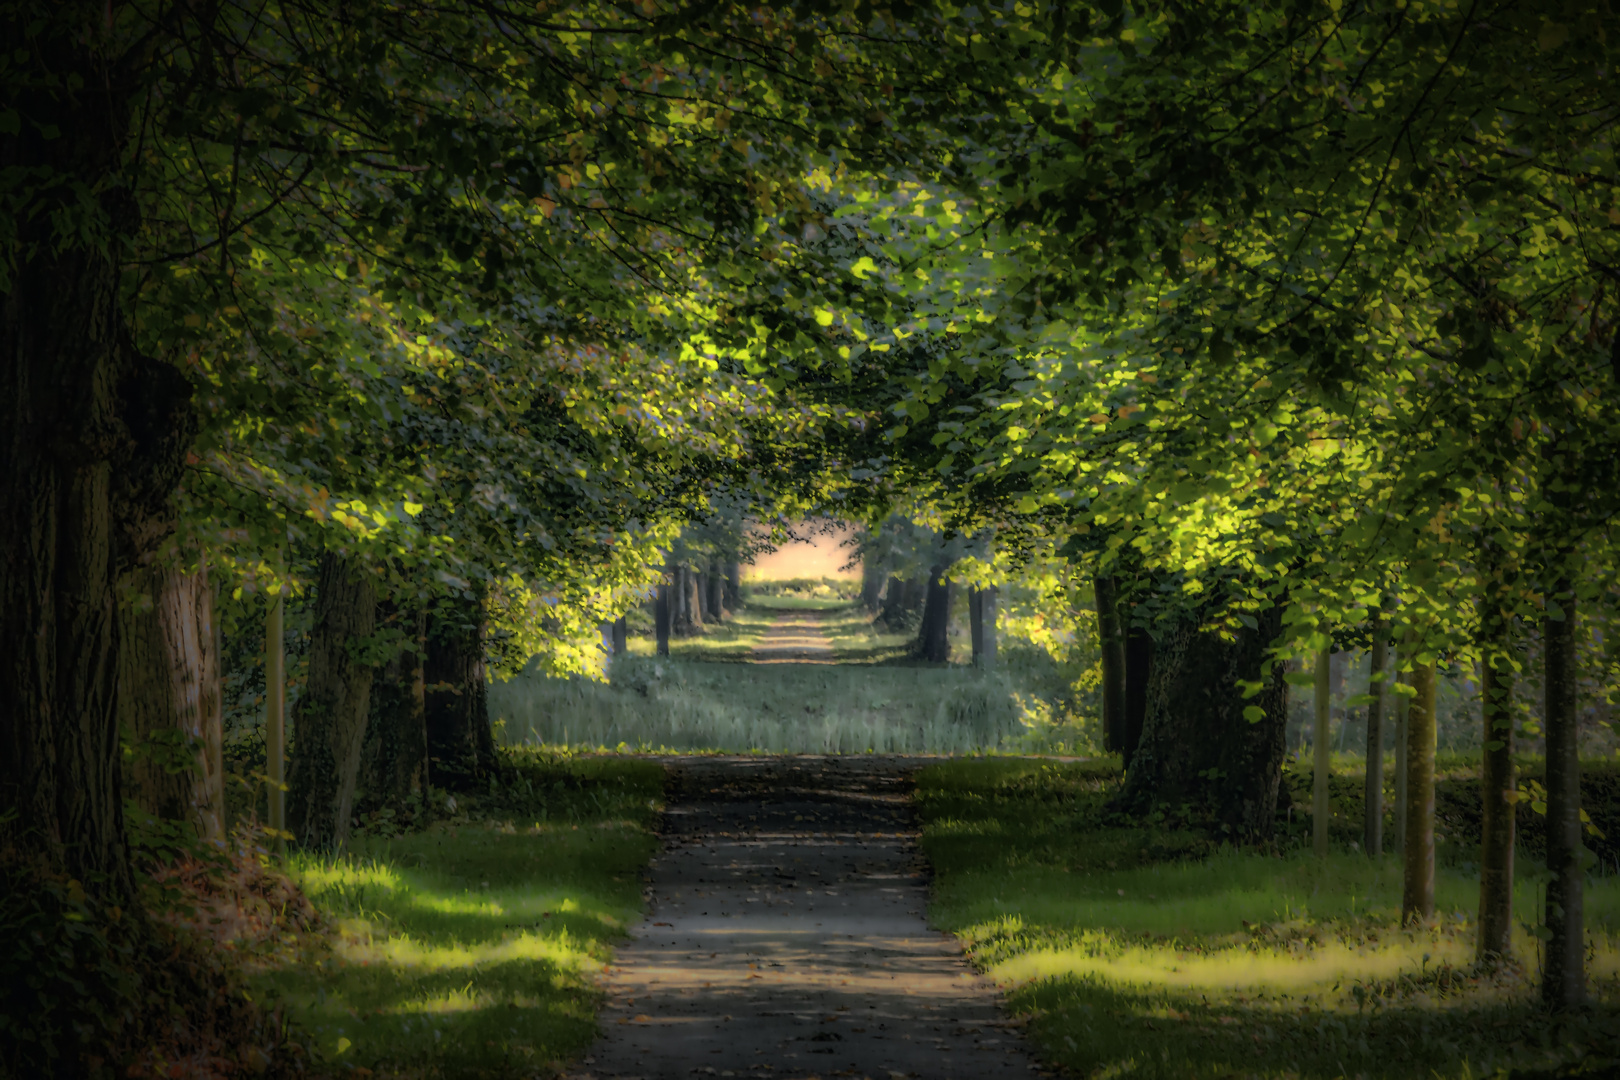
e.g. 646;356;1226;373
748;611;838;664
571;756;1046;1080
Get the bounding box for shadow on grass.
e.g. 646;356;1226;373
917;758;1620;1079
251;757;663;1078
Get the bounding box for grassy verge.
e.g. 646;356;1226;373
623;602;776;662
917;758;1620;1079
249;753;664;1078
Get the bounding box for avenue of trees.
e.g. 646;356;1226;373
2;0;1617;1068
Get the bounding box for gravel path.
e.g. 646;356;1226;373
569;756;1046;1080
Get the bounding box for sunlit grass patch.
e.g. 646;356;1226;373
251;758;663;1077
918;758;1620;1078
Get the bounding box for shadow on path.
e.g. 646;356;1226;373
570;756;1047;1079
749;611;838;664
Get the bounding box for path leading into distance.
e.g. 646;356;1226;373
569;756;1047;1080
748;611;837;664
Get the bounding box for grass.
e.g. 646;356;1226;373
916;758;1620;1079
622;603;777;662
248;753;664;1078
489;654;1025;754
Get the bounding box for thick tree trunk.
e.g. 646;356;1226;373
0;122;195;890
1096;575;1127;754
1112;607;1289;837
969;586;998;669
118;561;224;841
1401;644;1436;924
1122;627;1154;770
425;594;497;787
1313;645;1331;857
706;570;725;622
695;571;712;623
612;615;628;658
1363;635;1386;857
725;563;742;610
915;564;951;663
286;552;377;849
359;605;428;809
685;567;704;632
655;579;672;657
1542;584;1585;1006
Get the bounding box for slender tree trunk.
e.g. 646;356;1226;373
969;587;984;662
1122;627;1154;770
359;605;428;808
1313;644;1331;857
655;578;672;657
118;561;224;841
612;616;628;659
915;564;951;663
1402;640;1436;924
1477;642;1516;962
1363;634;1386;857
1096;575;1127;754
1393;659;1409;854
686;567;704;632
266;589;286;841
1112;606;1289;836
286;552;377;850
424;593;496;787
1542;583;1585;1006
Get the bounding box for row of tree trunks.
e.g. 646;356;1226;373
968;586;998;669
1112;606;1289;838
878;574;924;630
914;564;951;663
117;561;224;842
285;553;378;850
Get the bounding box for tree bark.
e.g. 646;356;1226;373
1363;634;1386;857
706;570;725;622
861;562;886;613
266;589;286;840
1122;627;1154;770
878;575;917;630
1401;642;1436;924
695;571;712;623
1542;583;1585;1007
656;578;672;657
1096;575;1127;755
612;615;628;659
969;586;998;669
1313;644;1331;857
724;563;742;610
1112;606;1289;837
286;552;377;850
1477;637;1516;962
1393;660;1408;854
915;564;951;663
686;567;704;632
359;605;428;809
0;65;196;889
118;561;224;842
424;593;496;787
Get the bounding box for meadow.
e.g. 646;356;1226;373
916;758;1620;1079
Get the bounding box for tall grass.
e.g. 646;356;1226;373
489;655;1026;754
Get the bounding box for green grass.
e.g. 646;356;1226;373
623;602;776;662
489;655;1026;754
250;754;664;1078
917;758;1620;1079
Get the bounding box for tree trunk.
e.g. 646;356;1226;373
1096;575;1127;755
0;131;196;891
878;575;911;629
1477;630;1516;962
424;594;496;787
1122;626;1154;770
1363;634;1386;857
725;563;742;610
1113;606;1289;837
1393;660;1409;854
1313;644;1331;857
861;562;886;613
266;589;287;841
706;571;725;622
695;571;712;623
1401;642;1436;924
286;552;376;849
656;579;672;657
1542;583;1585;1007
359;605;428;809
915;564;951;663
686;567;704;632
612;615;629;659
969;586;998;669
118;561;224;842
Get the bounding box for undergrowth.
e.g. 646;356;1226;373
916;758;1620;1079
